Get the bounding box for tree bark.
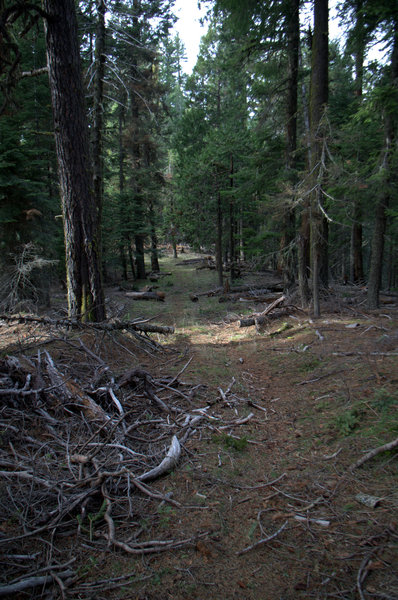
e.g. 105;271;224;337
216;187;223;287
309;0;329;317
229;154;236;281
150;204;160;272
280;0;299;292
135;234;146;279
43;0;105;321
350;199;364;283
350;0;365;284
298;211;311;307
367;19;398;309
92;0;106;274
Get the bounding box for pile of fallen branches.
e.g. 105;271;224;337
0;349;201;592
0;331;256;597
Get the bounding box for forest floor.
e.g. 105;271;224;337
1;250;397;600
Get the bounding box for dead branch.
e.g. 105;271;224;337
239;295;286;327
138;435;181;482
105;532;208;555
0;313;174;334
237;521;288;555
44;351;110;424
0;569;75;597
126;291;165;301
131;478;181;507
191;282;283;302
350;437;398;470
357;553;375;600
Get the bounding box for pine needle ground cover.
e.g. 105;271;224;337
0;252;397;599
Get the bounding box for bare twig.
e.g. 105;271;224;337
350;438;398;470
237;521;288;555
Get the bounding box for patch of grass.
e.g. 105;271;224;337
343;503;356;512
151;567;172;586
77;555;99;578
213;433;248;451
334;408;362;436
371;387;398;412
157;505;176;527
247;521;258;539
298;357;322;373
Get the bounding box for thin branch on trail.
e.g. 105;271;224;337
350;437;398;470
237;521;288;555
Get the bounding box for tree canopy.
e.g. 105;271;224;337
0;0;397;314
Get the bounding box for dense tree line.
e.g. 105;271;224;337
0;0;397;319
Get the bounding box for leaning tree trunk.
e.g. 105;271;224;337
43;0;106;321
367;19;398;309
309;0;329;317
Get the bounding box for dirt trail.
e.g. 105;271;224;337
1;254;397;599
103;255;398;600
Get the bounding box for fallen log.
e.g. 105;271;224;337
176;257;213;265
189;286;223;301
196;262;216;270
190;282;283;302
126;291;165;301
240;315;269;327
229;283;283;294
219;291;281;303
0;314;174;335
239;295;286;327
149;272;172;282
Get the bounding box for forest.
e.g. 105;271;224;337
0;1;397;599
0;0;397;317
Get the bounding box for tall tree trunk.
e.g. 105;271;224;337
149;202;160;272
92;0;105;270
118;102;128;279
298;47;311;306
350;0;365;284
281;0;299;292
229;155;236;281
43;0;105;321
298;207;311;307
310;0;328;317
216;187;223;287
215;75;223;287
367;20;398;309
135;234;146;279
127;235;136;279
350;199;364;283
